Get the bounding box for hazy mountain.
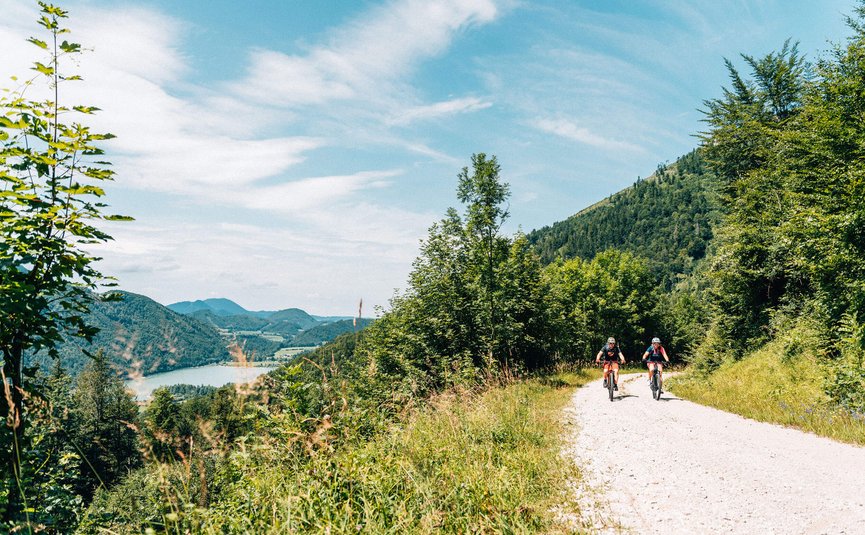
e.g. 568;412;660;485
190;310;270;331
28;291;231;378
312;315;355;323
265;308;319;330
290;318;374;346
166;298;279;318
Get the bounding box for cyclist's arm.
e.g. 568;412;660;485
641;350;650;361
618;351;626;364
661;346;670;362
595;350;603;363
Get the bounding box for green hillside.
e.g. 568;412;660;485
190;310;270;331
527;150;718;284
265;308;320;331
291;318;374;346
27;291;231;378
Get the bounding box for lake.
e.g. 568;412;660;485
126;364;278;400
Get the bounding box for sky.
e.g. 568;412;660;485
0;0;856;315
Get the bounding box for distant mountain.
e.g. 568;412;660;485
312;315;354;323
168;299;371;355
265;308;319;331
187;306;320;335
291;318;374;346
190;310;270;331
167;298;252;317
28;291;231;378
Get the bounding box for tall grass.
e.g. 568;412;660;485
668;345;865;446
81;370;593;533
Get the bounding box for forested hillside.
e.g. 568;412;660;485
528;150;718;284
291;318;374;346
26;291;231;377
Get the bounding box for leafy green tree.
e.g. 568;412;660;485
457;153;511;365
0;3;128;521
698;40;809;353
73;351;141;496
545;249;661;361
143;387;182;461
360;154;553;399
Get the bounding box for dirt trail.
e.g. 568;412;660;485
561;373;865;534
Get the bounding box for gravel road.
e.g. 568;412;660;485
561;373;865;534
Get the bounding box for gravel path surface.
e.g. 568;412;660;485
561;373;865;534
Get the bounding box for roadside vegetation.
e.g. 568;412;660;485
83;370;592;533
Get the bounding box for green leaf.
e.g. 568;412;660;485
27;37;48;49
59;40;81;53
32;62;54;76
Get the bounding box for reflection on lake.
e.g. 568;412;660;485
126;364;278;400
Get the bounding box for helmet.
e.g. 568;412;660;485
607;337;616;344
652;337;661;344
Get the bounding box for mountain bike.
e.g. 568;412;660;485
602;362;617;401
607;368;615;401
650;365;663;400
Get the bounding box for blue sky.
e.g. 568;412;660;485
0;0;855;314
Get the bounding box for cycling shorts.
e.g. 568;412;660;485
646;359;665;366
603;361;619;371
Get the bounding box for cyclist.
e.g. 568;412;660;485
595;337;626;391
642;337;670;386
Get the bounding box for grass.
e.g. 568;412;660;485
84;369;595;533
668;345;865;446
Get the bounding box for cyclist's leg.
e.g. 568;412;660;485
603;362;611;383
611;362;620;385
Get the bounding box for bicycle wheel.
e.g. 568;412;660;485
608;372;615;401
653;371;661;400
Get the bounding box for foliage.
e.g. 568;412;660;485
80;371;592;534
696;8;865;370
544;249;667;361
0;2;129;524
359;154;552;402
72;351;141;495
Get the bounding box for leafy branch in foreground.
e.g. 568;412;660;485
0;2;129;525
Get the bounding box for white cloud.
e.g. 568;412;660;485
232;170;402;213
532;117;645;152
232;0;499;107
388;97;493;125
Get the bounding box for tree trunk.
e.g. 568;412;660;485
2;342;25;522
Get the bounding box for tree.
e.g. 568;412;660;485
73;351;141;496
545;249;661;361
698;41;809;353
457;153;511;365
0;3;128;520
